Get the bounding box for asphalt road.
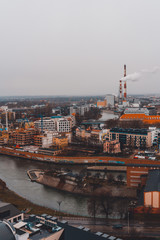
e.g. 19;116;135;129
61;217;160;238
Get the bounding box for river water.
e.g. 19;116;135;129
0;155;89;216
99;111;118;121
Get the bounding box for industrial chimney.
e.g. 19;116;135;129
119;80;122;102
124;64;127;101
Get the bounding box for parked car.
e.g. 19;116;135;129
112;224;123;229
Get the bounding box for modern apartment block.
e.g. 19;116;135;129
34;116;75;133
34;118;56;132
109;128;152;148
57;118;72;133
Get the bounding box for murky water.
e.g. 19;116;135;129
99;111;118;121
0;155;89;216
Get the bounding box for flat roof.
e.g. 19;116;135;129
0;202;10;208
14;222;27;229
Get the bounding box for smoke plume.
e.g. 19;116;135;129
121;66;160;82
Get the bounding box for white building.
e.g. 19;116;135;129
105;94;115;107
149;127;160;144
57;118;72;132
34;116;75;133
34;118;56;132
124;107;149;115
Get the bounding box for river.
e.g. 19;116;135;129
99;111;118;121
0;155;89;216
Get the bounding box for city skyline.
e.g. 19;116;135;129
0;0;160;96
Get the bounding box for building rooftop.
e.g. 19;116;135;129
124;107;149;114
110;127;148;135
144;169;160;192
0;212;124;240
0;202;22;220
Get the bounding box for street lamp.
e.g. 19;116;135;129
127;211;130;234
57;200;62;212
127;201;136;235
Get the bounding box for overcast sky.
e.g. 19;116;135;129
0;0;160;96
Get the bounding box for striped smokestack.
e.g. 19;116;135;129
119;80;122;100
124;64;126;77
124;64;127;101
124;81;127;100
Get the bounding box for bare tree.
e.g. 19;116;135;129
87;196;99;220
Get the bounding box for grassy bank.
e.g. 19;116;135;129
0;179;73;217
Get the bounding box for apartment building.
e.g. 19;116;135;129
57;118;72;133
109;128;152;148
34;132;53;148
12;129;37;146
34;117;56;132
103;140;121;154
34;116;75;133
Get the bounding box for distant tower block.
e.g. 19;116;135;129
124;64;127;101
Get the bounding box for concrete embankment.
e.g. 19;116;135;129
1;146;160;168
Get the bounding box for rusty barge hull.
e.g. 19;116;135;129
27;170;137;198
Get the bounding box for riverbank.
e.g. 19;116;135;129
0;178;73;217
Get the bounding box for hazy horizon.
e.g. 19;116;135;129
1;0;160;96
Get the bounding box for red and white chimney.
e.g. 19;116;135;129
119;80;122;100
124;64;127;101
